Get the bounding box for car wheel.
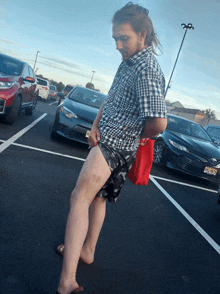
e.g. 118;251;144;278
51;127;58;139
153;140;165;166
25;96;37;115
4;96;21;125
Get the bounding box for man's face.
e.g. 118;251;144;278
112;22;146;61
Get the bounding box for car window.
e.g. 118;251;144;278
69;88;106;108
0;54;24;76
28;66;34;78
64;85;74;92
37;78;48;86
50;85;56;90
206;127;220;139
22;65;30;78
167;116;212;141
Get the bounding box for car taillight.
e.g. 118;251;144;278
42;86;48;90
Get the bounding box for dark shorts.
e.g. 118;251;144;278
96;142;137;203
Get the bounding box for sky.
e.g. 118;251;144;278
0;0;220;119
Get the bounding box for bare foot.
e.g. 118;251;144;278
56;244;94;265
80;246;94;264
57;280;83;294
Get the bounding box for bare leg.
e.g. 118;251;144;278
80;197;107;264
57;146;111;294
56;197;107;264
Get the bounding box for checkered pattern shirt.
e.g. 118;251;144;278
99;46;167;151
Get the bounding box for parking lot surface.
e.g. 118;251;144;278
0;101;220;294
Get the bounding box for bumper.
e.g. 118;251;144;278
52;110;91;145
0;98;6;114
163;146;220;183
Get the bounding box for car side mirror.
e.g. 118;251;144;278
23;76;35;83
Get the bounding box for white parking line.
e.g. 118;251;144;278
0;113;47;154
150;175;220;255
0;136;218;194
1;130;219;254
151;175;218;194
49;101;58;106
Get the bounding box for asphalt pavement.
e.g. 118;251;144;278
0;101;220;294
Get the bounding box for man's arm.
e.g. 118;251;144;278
140;117;167;140
87;101;105;146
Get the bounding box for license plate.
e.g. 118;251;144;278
85;130;90;138
204;166;217;176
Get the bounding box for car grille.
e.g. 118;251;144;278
174;156;204;174
0;99;5;114
169;154;220;183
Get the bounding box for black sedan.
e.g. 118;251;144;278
51;86;107;144
153;114;220;183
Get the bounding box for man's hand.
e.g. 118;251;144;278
87;126;101;147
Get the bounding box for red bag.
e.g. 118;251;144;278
128;139;155;185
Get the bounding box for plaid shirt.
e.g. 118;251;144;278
99;46;167;151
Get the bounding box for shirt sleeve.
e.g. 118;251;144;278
136;68;167;119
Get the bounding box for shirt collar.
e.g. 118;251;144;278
126;46;152;66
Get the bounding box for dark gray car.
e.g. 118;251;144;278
51;86;107;144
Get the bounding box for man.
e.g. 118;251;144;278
56;2;167;293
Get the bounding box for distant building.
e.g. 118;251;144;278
206;119;220;126
166;101;184;113
170;108;208;126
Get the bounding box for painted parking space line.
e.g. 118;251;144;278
0;135;217;193
0;139;86;162
151;175;218;194
0;113;47;154
1;131;219;254
150;175;220;255
49;101;58;106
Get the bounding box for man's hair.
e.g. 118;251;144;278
112;2;162;55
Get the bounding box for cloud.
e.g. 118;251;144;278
39;55;81;70
0;38;27;48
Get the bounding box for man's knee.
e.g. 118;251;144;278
70;188;93;207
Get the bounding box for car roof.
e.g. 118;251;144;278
204;125;220;129
167;114;200;125
0;52;25;65
37;77;49;82
73;85;107;96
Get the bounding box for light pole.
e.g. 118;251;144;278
90;70;95;83
164;23;194;98
33;51;40;71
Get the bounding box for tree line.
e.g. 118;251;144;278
37;75;100;93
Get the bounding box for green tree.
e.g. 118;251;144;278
203;109;216;120
56;82;65;92
86;82;95;90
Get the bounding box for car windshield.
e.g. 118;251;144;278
37;78;48;86
50;85;56;90
206;127;220;140
167;116;212;141
0;54;24;76
69;88;106;108
64;85;74;92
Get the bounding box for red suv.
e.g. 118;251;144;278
0;53;38;124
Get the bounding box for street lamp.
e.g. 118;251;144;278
90;70;95;83
164;23;194;98
33;51;40;71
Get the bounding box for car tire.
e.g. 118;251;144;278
51;127;58;139
25;96;37;115
153;140;165;166
4;96;21;125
